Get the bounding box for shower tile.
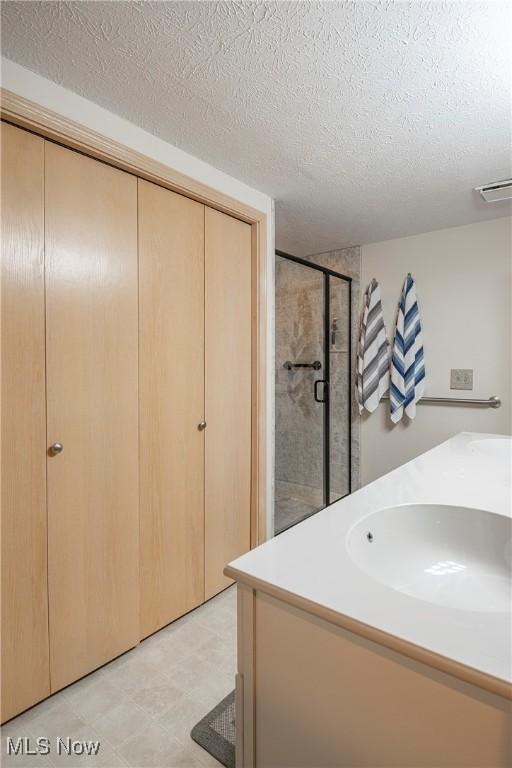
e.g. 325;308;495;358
275;247;361;534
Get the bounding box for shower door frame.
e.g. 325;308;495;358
276;250;352;518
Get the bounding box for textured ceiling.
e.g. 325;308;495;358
2;1;511;255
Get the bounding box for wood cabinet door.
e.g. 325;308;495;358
45;142;139;692
138;180;205;637
204;207;252;599
1;123;50;722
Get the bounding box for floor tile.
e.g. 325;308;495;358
173;737;220;768
28;702;87;743
49;724;126;767
166;654;218;695
161;619;218;657
154;693;210;742
129;676;187;719
64;679;122;724
1;722;38;766
275;491;318;533
137;632;194;673
118;722;195;768
1;750;53;768
90;700;152;748
4;692;69;732
102;655;163;700
3;586;237;768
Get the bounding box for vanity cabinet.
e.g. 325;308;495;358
1;121;254;720
228;431;512;767
234;585;511;768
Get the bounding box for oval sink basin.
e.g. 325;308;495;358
347;504;511;613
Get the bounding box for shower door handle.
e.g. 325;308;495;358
314;379;328;403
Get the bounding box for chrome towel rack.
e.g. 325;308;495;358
380;394;501;409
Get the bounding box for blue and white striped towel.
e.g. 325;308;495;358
390;273;425;423
356;279;389;414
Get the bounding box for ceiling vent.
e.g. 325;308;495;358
475;180;512;203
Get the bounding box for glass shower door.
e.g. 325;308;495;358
275;251;352;535
274;255;325;534
328;276;351;503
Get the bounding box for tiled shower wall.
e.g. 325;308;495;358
275;259;325;508
306;246;361;492
275;247;361;516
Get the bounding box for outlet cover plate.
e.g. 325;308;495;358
450;369;473;390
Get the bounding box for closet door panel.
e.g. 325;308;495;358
139;180;205;637
45;143;139;691
1;123;49;721
205;208;252;599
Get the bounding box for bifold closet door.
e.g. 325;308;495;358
45;143;139;692
204;207;252;599
139;180;205;638
1;123;50;722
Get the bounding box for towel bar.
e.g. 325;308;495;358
283;360;322;371
380;394;501;409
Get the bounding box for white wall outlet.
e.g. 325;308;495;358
450;369;473;390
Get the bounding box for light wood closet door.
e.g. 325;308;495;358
205;208;252;599
1;123;49;722
139;180;205;637
45;143;139;692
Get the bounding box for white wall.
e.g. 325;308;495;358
361;217;511;485
1;57;276;534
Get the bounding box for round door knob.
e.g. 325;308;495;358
198;421;207;431
49;442;64;456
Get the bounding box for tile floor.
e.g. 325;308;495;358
1;587;237;768
274;492;319;534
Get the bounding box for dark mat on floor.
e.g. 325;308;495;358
191;690;235;768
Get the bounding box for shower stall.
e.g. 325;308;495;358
274;251;352;534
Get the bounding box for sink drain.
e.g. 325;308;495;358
366;531;374;543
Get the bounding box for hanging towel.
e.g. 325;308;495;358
390;273;425;423
356;279;390;414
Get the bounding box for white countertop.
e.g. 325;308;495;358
226;432;512;694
